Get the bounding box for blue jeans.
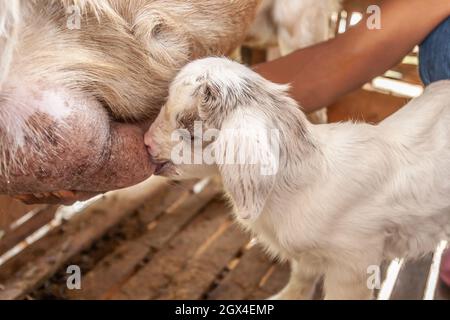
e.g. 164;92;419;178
419;17;450;85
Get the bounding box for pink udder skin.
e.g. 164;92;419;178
0;84;155;195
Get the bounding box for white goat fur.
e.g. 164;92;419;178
146;57;450;300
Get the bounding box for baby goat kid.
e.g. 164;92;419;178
145;57;450;300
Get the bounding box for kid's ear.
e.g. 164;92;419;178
213;114;279;220
191;72;279;219
194;77;239;129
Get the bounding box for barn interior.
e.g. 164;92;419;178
0;0;448;300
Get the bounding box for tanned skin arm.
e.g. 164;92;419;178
255;0;450;112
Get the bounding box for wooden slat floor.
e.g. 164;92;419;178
11;180;449;300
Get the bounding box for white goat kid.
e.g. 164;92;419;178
144;57;450;300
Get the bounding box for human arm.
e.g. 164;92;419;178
255;0;450;112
